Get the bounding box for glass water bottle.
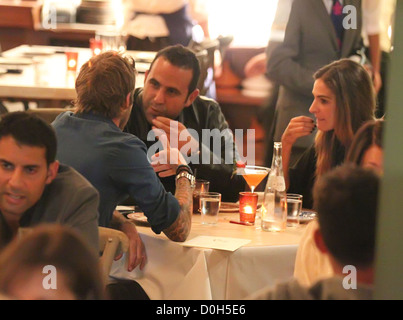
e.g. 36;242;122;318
260;142;287;232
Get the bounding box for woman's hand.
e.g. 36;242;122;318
281;116;316;148
281;116;316;190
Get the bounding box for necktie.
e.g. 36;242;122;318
331;0;344;49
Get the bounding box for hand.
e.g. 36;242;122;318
372;70;382;94
244;53;267;78
118;221;147;271
281;116;316;148
151;116;199;157
363;64;382;94
150;132;188;178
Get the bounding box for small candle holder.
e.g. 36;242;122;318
193;179;210;213
239;192;258;224
65;51;78;72
90;38;103;56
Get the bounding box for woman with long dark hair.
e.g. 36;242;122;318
281;59;376;209
294;118;384;287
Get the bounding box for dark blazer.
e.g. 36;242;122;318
267;0;363;149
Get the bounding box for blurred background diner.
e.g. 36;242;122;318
0;0;402;300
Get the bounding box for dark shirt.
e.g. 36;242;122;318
0;213;12;250
125;88;246;202
52;112;180;233
288;140;345;209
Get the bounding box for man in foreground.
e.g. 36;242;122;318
248;164;378;299
0;112;99;253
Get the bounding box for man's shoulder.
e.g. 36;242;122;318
193;95;221;109
309;276;373;300
31;164;99;224
133;87;144;107
246;278;313;300
52;110;74;125
178;95;230;135
186;95;223;120
248;276;373;300
111;130;148;154
51;164;98;196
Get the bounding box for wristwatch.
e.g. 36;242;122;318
175;171;196;188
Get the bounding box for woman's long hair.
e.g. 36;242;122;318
346;119;384;165
314;59;376;176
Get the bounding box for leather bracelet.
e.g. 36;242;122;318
176;164;193;176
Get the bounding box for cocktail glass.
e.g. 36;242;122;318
241;165;270;193
239;165;270;229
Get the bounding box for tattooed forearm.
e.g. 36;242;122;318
163;177;193;242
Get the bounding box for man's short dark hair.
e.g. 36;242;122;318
149;44;200;95
313;164;379;268
0;112;57;165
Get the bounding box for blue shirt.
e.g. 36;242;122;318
52;111;180;233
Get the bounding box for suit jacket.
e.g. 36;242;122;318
267;0;363;149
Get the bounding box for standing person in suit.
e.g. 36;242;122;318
267;0;364;164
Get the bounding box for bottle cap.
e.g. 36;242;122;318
236;161;246;168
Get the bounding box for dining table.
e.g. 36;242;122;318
109;204;311;300
0;44;155;101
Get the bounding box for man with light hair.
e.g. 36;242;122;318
53;51;195;276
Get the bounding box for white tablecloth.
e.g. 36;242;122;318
109;212;306;300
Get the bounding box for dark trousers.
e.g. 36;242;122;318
106;279;150;300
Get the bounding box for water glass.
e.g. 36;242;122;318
286;193;303;227
200;192;221;225
260;192;287;232
97;31;126;53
